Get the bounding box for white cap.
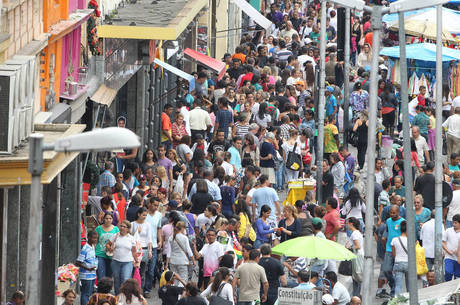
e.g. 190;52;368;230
322;294;335;304
379;64;388;71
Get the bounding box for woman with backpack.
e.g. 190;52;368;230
200;267;234;304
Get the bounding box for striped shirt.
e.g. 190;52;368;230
276;49;293;63
234;121;250;138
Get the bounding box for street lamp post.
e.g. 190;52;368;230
25;127;140;305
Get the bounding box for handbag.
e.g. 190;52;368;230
209;283;232;305
338;260;353;276
105;233;118;257
352;249;364;282
174;174;184;194
286;142;301;171
347;131;358;147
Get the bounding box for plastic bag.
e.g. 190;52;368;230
174;174;184;194
133;267;142;288
416;242;428;275
352;249;364;282
133;230;143;268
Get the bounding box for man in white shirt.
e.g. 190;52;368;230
442;214;460;281
189;99;212;142
447;180;460;229
325;271;351;305
280;21;298;40
442;107;460;158
411;126;430;166
192;228;224;288
420;211;441;270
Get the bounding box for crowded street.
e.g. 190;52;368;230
2;0;460;305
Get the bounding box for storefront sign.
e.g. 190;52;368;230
277;288;322;305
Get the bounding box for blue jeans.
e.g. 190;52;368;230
161;140;172;151
115;157;125;173
254;239;264;249
393;261;408;296
144;248;158;293
446;220;453;229
80;279;95;305
382;252;395;296
275;163;285;191
96;256;112;279
111;260;133;294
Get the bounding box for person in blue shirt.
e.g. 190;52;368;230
325;86;338;117
382;205;405;297
296;270;318;290
76;230;98;305
228;136;243;171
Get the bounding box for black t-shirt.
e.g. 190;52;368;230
276;95;291;113
321;171;334;203
191;192;213;214
208;140;231;160
126;205;140;222
414;173;435;210
259;257;285;292
159;285;184;305
176;296;207;305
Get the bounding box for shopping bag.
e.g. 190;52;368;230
174;174;184;194
352;249;364;282
416;242;429;275
133;267;142;288
338;260;352;276
286;142;301;171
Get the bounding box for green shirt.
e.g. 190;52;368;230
95;225;120;258
324;124;339;153
390;185;406;198
412;112;430;136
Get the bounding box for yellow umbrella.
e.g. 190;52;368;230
389;19;457;43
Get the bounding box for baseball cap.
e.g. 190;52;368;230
168;200;178;208
312;217;323;226
295;80;305;86
379;64;388;71
326;86;334;93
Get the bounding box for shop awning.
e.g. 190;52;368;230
153;58;194;83
232;0;272;30
90;84;117;107
183;48;226;80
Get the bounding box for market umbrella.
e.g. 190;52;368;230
388;19;457;43
271;236;356;261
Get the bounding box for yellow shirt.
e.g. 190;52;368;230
238;213;256;242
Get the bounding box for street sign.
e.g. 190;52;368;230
277;288;322;305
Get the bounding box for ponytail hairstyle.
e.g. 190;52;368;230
211;267;230;293
173;221;185;239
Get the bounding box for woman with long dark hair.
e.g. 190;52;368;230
255;102;271;128
117;279;147;304
242;133;260;167
176;282;206;305
346;217;364;297
353;111;369;169
131;207;152;292
140;149;157;173
342;188;366;236
254;205;276;248
235;198;256;243
190;179;213;215
380;83;398;136
200;267;234;304
95;212;119;280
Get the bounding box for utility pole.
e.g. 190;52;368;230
316;0;327;206
361;6;382;304
343;8;351;149
398;12;418;305
434;4;444;284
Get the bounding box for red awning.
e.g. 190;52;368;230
184;48;226;80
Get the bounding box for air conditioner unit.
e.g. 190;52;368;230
0;71;17;154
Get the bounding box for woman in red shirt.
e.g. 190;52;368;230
171;113;188;149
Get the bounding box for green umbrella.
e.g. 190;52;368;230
272;236;356;261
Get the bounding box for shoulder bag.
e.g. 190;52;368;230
209;283;233;305
286;142;301;171
174;235;192;266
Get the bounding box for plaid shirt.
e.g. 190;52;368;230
280;123;293;141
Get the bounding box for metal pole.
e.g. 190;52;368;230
434;4;444;284
343;7;351;148
361;6;382;305
26;134;44;305
316;0;327;206
398;12;418;304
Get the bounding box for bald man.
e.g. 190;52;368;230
350;296;361;305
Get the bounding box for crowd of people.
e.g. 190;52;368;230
69;0;460;305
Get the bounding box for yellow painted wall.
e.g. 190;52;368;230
214;0;228;60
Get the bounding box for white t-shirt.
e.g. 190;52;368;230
201;282;234;305
414;136;429;165
442;114;460;139
200;241;224;277
447;190;460;221
221;161;235;176
331;281;351;305
111;233;136;262
452;96;460;110
131;222;152;248
348;230;363;251
442;227;460;261
343;200;366;219
420;219;444;259
391;235;408;263
281;141;301;162
180;106;191;136
196;214;213;232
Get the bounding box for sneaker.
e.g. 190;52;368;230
376;289;391;299
144;292;151;298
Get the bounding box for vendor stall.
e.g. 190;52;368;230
283;178;316;206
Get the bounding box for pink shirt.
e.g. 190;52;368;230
324;209;340;241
